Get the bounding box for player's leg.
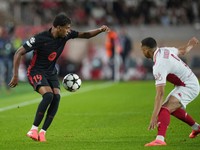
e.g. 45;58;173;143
145;95;181;146
168;83;200;138
42;92;60;130
26;72;54;141
33;86;54;127
39;91;60;142
38;76;60;142
27;86;54;140
171;107;200;138
171;108;200;132
171;108;195;126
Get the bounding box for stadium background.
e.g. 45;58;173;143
0;1;200;149
0;0;200;86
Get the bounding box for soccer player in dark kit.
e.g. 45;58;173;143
8;12;110;142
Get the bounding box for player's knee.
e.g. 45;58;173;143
43;92;54;101
163;100;182;113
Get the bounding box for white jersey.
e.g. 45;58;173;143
153;47;194;86
153;47;199;108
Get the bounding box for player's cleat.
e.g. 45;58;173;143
38;131;46;142
189;127;200;138
26;129;38;141
145;139;167;147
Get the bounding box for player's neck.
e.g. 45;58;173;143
151;51;154;59
151;48;157;59
51;27;58;38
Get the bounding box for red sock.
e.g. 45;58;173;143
171;108;195;126
157;107;170;137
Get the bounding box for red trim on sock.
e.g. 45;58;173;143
171;108;195;126
157;107;170;137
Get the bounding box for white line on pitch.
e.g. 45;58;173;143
0;82;115;112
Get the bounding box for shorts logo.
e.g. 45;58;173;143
154;73;163;81
48;52;57;61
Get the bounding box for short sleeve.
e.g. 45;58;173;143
153;63;168;86
67;30;79;39
23;34;41;53
169;47;178;55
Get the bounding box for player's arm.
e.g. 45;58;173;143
77;25;110;39
178;37;199;56
148;85;165;130
8;46;26;88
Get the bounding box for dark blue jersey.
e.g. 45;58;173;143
23;28;78;75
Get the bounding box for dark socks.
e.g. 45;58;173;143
33;92;54;126
42;94;60;130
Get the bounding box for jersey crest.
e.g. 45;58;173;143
48;52;57;61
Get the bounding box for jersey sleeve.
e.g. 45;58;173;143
169;47;178;55
153;63;168;86
23;34;42;53
67;30;79;39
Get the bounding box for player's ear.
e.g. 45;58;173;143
56;26;61;30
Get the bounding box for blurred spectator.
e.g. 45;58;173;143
0;0;200;82
118;27;132;74
123;57;146;81
5;0;200;27
0;26;15;92
81;43;104;80
90;2;106;25
105;30;122;81
0;26;5;90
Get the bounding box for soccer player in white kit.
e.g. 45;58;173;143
141;37;200;146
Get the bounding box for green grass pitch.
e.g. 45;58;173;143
0;81;200;150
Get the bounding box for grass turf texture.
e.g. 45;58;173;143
0;81;199;150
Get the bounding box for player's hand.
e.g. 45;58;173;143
99;25;110;32
8;76;18;88
148;117;158;130
189;37;199;46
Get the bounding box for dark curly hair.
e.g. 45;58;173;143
53;12;71;27
141;37;157;48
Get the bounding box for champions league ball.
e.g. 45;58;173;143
62;73;82;92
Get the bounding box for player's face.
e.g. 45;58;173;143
57;24;71;37
141;45;152;58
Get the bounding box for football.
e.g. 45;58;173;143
62;73;82;92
